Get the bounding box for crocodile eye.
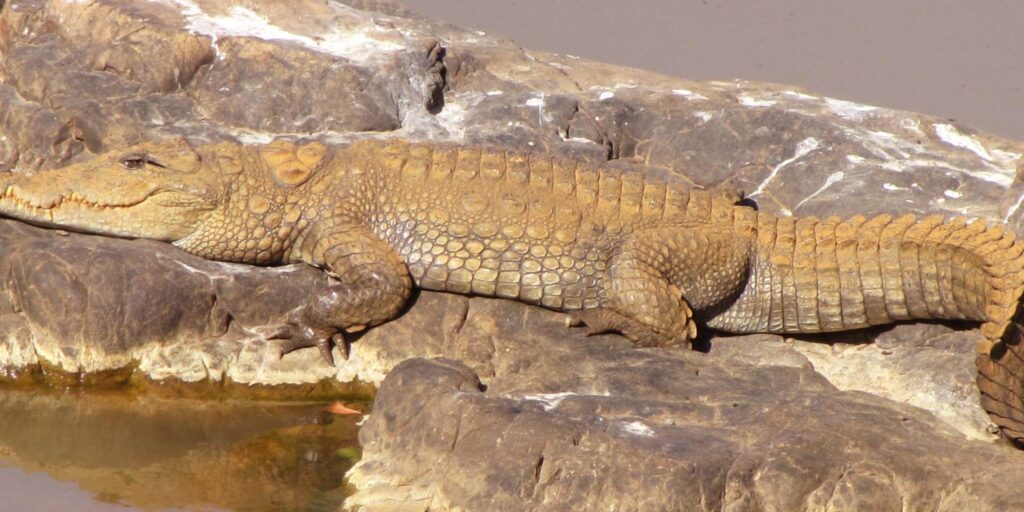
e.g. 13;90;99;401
120;154;148;170
120;153;168;170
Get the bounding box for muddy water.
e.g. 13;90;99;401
0;389;362;511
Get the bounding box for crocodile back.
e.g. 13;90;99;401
345;140;737;309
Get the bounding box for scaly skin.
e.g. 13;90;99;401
1;138;1024;444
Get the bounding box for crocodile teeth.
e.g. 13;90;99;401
0;185;129;214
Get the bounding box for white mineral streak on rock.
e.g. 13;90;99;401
749;137;821;197
853;129;1014;187
433;99;471;139
171;259;225;278
224;129;277;144
934;123;994;161
156;0;402;64
993;149;1024;220
824;97;878;121
944;189;963;199
547;61;573;73
157;249;249;274
876;158;1013;187
521;391;577;411
619;420;655;437
771;95;1017;196
671;88;708;100
598;91;615;101
1004;191;1024;221
882;182;907;191
796;171;845;209
737;95;776;107
693;111;713;123
782;90;818;100
864;130;913;159
221;126;363;145
426;91;491;140
526;92;546;125
169;256;305;277
486;90;504;96
559;132;600;145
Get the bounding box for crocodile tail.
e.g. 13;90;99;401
980;305;1024;443
948;217;1024;443
711;211;1024;442
857;213;1024;444
712;212;1011;332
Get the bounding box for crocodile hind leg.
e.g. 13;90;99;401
568;232;702;348
269;225;413;365
567;226;751;347
567;300;697;348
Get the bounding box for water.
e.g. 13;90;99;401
0;389;363;511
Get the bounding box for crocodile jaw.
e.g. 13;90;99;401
0;141;226;241
0;179;215;241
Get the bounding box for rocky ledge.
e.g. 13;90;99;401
0;0;1023;509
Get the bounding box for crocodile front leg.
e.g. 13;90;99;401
270;225;412;365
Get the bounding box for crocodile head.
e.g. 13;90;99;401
0;140;226;241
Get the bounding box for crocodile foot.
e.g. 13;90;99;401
566;309;688;348
267;312;350;366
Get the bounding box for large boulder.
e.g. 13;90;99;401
0;0;1022;508
349;356;1024;511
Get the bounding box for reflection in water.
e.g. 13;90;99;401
0;389;362;511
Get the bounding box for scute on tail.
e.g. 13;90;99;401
970;220;1024;443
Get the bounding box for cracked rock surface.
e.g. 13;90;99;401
0;0;1023;509
350;357;1024;511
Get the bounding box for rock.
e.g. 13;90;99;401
784;324;996;441
1;0;1020;221
0;0;1022;507
348;357;1024;511
0;219;342;388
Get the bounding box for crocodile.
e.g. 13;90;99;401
1;137;1024;443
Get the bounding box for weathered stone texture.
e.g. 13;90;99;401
0;0;1022;508
349;356;1024;511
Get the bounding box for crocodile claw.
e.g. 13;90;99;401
268;321;341;366
566;309;686;348
331;333;351;361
